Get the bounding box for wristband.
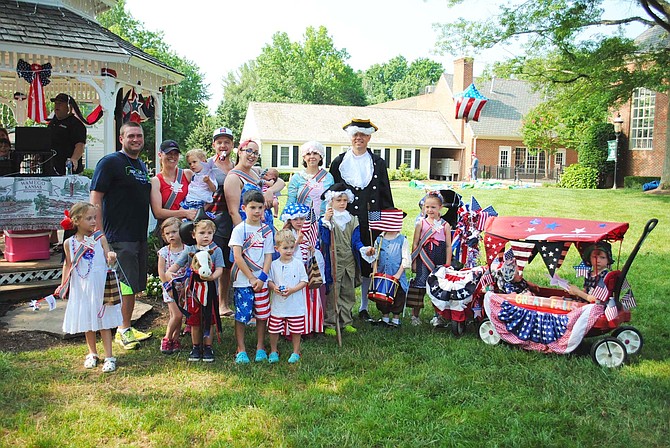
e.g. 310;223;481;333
257;271;268;282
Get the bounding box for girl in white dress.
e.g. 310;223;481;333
60;202;122;373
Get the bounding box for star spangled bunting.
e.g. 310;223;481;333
368;209;404;232
573;261;591;278
484;235;508;265
509;241;537;273
620;278;637;310
301;208;319;249
538;241;570;277
454;83;488;122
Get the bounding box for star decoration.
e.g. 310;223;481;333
526;227;536;232
530;218;541;225
572;228;586;234
545;222;559;230
170;181;183;194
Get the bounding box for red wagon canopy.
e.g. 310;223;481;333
484;216;629;243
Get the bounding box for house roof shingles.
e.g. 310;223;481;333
0;0;181;76
245;102;462;148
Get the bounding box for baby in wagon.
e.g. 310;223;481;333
493;249;540;295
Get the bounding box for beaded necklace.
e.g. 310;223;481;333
72;237;95;279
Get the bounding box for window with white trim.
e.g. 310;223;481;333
499;146;511;167
554;149;566;168
279;145;291;167
630;87;655;150
402;149;413;167
372;148;382;158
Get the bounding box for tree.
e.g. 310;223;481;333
362;56;444;104
254;26;366;106
216;61;258;139
97;0;210;150
435;0;670;188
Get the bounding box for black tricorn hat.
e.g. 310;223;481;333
179;208;215;246
342;118;378;132
321;182;350;200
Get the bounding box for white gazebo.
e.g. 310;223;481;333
0;0;184;166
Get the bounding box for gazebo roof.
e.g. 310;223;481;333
0;0;183;102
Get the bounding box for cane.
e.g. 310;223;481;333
329;225;343;347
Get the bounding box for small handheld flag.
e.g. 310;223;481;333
368;209;405;232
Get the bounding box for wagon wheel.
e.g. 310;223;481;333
590;337;628;368
478;318;500;345
451;320;465;337
612;326;644;356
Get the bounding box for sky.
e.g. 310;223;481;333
124;0;649;113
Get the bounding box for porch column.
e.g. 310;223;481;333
154;91;163;170
78;75;120;156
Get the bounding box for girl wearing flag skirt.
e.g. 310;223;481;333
281;202;325;335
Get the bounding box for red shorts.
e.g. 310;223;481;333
268;315;306;335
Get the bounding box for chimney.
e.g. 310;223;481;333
453;57;474;94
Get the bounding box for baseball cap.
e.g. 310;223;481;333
159;139;180;153
212;127;234;141
50;93;70;103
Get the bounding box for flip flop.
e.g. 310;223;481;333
219;310;234;319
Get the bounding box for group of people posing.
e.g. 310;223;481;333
58;117;615;371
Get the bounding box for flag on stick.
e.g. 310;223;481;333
368;209;405;232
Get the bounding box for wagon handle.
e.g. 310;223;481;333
613;218;658;304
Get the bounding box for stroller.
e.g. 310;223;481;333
477;215;657;368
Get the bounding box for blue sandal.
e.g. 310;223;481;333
235;351;250;364
255;349;268;362
288;353;301;364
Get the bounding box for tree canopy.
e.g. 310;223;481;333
435;0;670;187
97;0;210;150
362;56;444;104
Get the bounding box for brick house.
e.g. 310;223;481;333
616;26;669;184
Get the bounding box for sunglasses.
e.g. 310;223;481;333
240;148;260;157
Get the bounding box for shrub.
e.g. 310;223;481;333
578;122;615;188
389;163;428;181
624;176;661;190
558;163;599;189
147;231;160;276
80;168;94;179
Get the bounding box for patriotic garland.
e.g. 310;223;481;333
452;195;497;268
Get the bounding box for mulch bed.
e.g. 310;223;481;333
0;295;168;353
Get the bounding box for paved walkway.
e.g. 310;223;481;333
0;300;153;338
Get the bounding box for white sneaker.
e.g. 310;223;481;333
410;316;422;326
102;357;116;373
430;315;448;328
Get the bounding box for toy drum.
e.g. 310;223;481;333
368;273;399;305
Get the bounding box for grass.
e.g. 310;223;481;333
2;182;669;447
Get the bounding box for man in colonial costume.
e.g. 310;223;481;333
329;118;394;321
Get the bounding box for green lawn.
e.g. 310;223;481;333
2;183;669;447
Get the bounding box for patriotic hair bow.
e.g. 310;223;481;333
60;210;74;230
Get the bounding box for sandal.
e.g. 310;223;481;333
102;357;116;373
83;353;99;369
235;351;250;364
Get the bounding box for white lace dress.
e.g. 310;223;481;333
62;237;122;334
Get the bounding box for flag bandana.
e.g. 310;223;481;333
368;209;404;232
454;83;489;122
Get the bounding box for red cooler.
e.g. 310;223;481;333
3;230;51;262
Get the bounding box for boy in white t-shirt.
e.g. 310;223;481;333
267;229;309;364
229;190;274;364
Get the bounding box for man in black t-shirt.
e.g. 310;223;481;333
91;122;152;350
48;93;86;175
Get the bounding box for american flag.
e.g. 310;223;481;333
573;261;591;278
301;208;319;249
368;209;404;232
470;196;481;212
620;278;637;310
590;281;610;303
480;205;498;217
605;305;619;322
454;83;489;122
478;269;494;289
